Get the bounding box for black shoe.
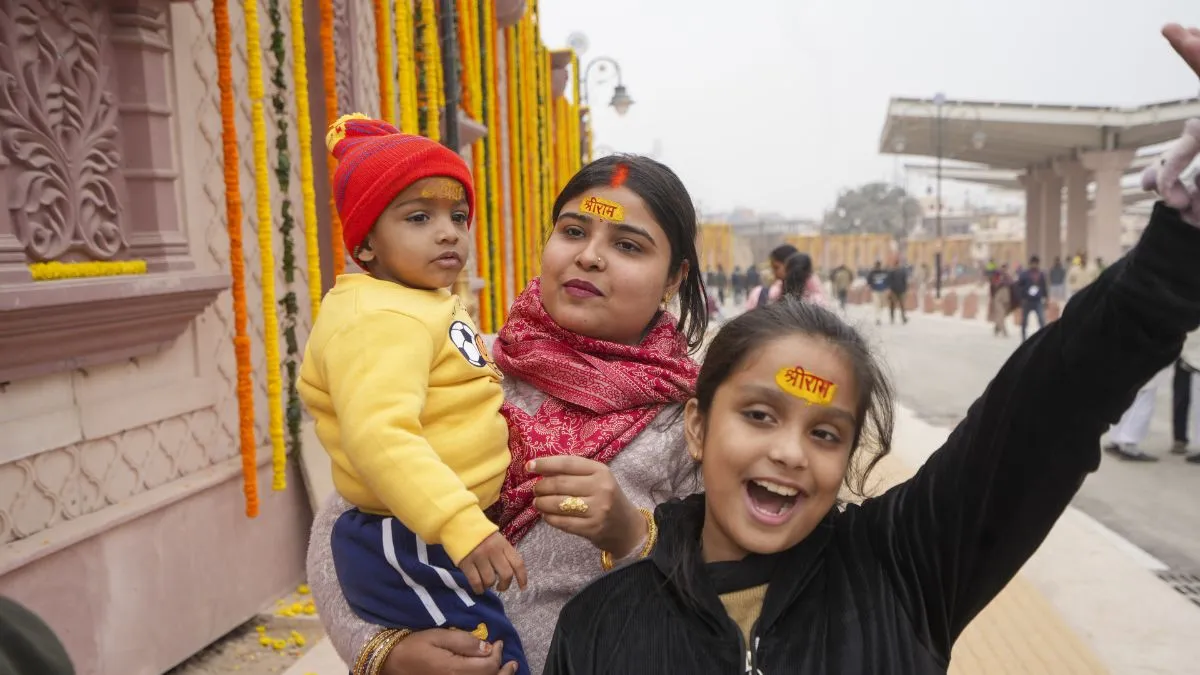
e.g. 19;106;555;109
1103;442;1122;455
1186;453;1200;464
1172;440;1189;455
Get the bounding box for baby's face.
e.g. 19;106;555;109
360;178;471;290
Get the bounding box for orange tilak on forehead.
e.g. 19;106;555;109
775;365;837;406
579;195;625;222
420;178;466;201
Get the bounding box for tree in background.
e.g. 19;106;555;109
823;182;922;240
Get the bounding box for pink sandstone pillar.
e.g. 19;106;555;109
1080;149;1135;264
1035;166;1063;264
1054;159;1091;260
1019;171;1043;261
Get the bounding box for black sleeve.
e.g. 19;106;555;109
542;621;578;675
861;204;1200;659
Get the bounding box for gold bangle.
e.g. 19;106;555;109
353;628;411;675
600;508;657;571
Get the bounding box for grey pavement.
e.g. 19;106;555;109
843;304;1200;576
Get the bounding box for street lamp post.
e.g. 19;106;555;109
579;56;633;164
933;92;945;299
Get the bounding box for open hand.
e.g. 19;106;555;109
1140;25;1200;226
530;456;646;557
458;532;528;595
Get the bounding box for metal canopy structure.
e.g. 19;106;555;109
879;97;1200;169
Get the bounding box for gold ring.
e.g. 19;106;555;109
558;496;589;514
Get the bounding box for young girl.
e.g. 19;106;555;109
298;115;529;674
542;25;1200;674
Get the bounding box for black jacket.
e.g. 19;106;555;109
543;204;1200;675
886;268;908;294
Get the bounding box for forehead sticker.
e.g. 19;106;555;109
775;366;837;406
579;195;625;222
420;178;466;202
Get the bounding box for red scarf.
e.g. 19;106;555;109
492;278;699;544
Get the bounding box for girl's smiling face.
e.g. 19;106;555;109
685;333;860;562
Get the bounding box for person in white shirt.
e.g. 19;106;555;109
1107;329;1200;463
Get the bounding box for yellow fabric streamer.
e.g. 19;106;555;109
243;0;288;490
290;0;323;322
28;260;147;281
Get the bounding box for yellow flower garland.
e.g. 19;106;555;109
419;0;441;142
483;0;505;323
460;0;491;331
28;260;147;281
396;0;419;134
505;26;525;291
243;0;288;490
571;50;582;174
375;0;396;125
290;0;322;322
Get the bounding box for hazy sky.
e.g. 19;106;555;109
539;0;1199;219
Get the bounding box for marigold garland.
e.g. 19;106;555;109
268;0;303;481
482;0;505;323
395;0;419;133
290;0;322;319
244;0;288;491
374;0;396;126
214;0;259;518
504;26;525;291
571;50;582;173
418;0;441;142
28;260;147;280
318;0;345;277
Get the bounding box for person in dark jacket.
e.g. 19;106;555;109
0;597;74;675
1015;254;1049;340
886;257;908;325
542;34;1200;671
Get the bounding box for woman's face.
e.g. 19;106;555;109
540;186;683;345
685;333;859;562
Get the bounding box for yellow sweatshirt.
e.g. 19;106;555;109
298;274;509;564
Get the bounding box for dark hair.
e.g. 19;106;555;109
781;252;814;298
769;244;799;265
695;297;895;496
551;154;708;351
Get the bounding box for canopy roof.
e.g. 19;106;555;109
879;97;1200;170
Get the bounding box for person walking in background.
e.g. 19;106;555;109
781;252;829;306
830;263;853;311
866;260;890;326
746;245;800;309
1049;256;1067;301
731;266;744;304
1105;368;1172;462
743;263;761;304
989;264;1014;337
1171;329;1200;463
1016;255;1048;340
1066;255;1087;300
714;264;728;306
886;256;909;325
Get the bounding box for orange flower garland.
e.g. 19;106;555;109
319;0;344;279
374;0;396;125
505;26;526;290
395;0;419;133
483;0;505;322
214;0;259;517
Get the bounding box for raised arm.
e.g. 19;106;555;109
861;201;1200;658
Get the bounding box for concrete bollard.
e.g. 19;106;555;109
942;291;958;317
961;292;979;320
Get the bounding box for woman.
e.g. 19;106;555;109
540;24;1200;674
745;244;799;309
780;252;827;305
989;263;1014;337
307;154;707;675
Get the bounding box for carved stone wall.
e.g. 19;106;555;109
0;0;315;551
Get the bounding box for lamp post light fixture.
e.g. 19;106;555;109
582;56;634;116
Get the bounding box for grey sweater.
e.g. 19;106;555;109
306;375;695;674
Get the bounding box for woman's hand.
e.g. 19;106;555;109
530;456;647;557
381;629;518;675
1141;25;1200;226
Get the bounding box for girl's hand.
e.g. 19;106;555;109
381;629;518;675
529;456;647;557
1164;23;1200;77
1141;25;1200;227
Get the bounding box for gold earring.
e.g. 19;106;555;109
662;291;673;305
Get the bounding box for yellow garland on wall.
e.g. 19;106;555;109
28;260;147;281
419;0;441;142
505;26;525;292
483;0;505;323
571;50;582;173
520;13;538;276
243;0;288;490
540;44;553;243
396;0;419;134
375;0;396;126
460;0;491;331
290;0;322;322
319;0;346;278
